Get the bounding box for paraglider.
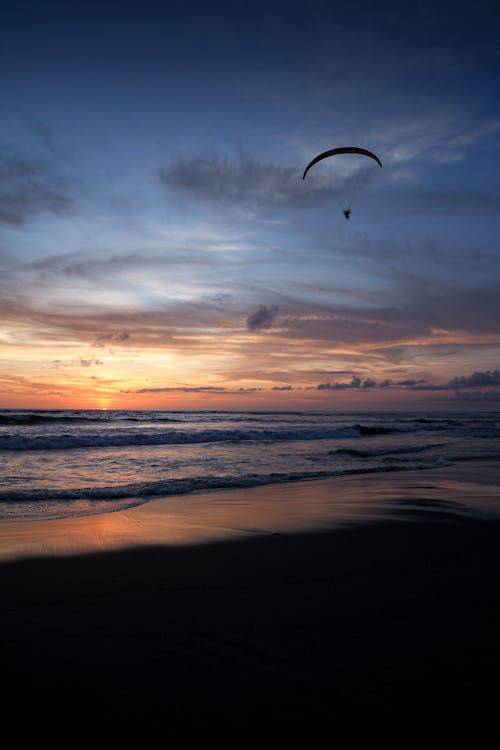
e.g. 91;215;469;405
302;146;382;219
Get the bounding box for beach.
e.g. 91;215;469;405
1;461;499;747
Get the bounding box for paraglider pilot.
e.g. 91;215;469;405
343;208;351;220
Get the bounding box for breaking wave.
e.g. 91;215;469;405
0;423;417;452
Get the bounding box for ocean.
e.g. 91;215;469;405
1;409;499;522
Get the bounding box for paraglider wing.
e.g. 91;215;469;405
302;146;382;180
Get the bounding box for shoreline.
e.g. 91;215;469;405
0;459;499;561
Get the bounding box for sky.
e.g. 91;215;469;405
1;0;500;411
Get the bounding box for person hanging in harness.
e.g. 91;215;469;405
343;208;351;220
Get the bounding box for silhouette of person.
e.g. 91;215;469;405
343;208;351;220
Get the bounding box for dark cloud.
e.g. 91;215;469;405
314;371;500;392
317;375;378;390
412;369;500;390
448;369;500;388
93;330;130;347
246;304;279;331
158;154;353;210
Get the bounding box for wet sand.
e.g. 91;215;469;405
2;460;500;561
1;462;499;747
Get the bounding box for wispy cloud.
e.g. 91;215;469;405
127;386;262;394
376;114;499;166
133;386;227;393
158;154;359;210
0;151;74;225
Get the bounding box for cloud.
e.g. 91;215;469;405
126;386;262;395
447;369;500;388
158;154;355;210
317;375;378;390
246;304;279;331
0;151;73;225
80;357;103;367
411;369;500;390
375;113;499;167
93;330;130;347
52;357;103;368
314;370;500;392
134;386;227;394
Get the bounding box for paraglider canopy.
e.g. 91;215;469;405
302;146;382;219
302;146;382;180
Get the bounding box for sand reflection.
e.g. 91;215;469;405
0;461;498;561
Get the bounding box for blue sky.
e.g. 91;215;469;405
1;0;500;410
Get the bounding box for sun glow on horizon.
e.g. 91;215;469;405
1;2;499;414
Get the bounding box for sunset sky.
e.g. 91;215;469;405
1;0;500;410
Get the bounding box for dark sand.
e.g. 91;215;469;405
1;463;499;747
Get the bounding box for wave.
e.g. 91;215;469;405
0;413;183;426
0;462;448;510
331;442;446;459
353;423;407;436
0;425;377;451
0;413;99;425
0;422;427;452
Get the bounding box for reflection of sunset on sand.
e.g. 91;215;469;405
1;461;498;560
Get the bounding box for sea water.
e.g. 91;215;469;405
1;409;499;521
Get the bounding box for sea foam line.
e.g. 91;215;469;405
0;461;449;508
